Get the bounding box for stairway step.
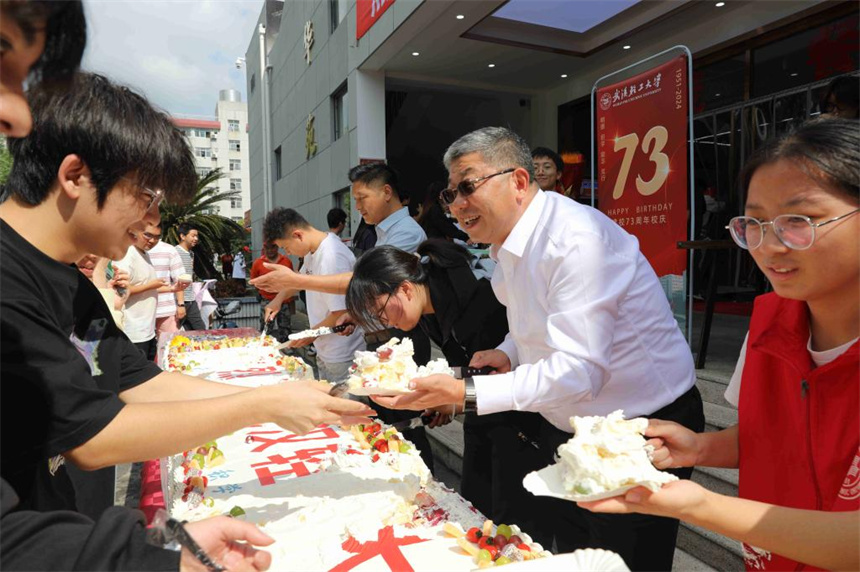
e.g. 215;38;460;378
678;521;745;571
703;401;737;431
426;418;465;476
692;466;739;497
673;548;719;572
696;377;735;408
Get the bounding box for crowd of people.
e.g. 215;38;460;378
0;1;857;571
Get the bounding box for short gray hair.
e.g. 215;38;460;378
443;127;536;182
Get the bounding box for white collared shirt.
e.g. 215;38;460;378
475;190;696;431
375;207;427;253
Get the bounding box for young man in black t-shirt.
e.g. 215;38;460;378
0;73;374;520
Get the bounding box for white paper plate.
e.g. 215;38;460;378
347;385;414;396
523;464;662;502
482;549;629;572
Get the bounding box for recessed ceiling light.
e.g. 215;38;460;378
715;93;721;97
790;72;798;77
412;52;419;56
715;2;725;6
488;63;495;68
561;74;568;78
623;45;631;50
456;14;465;20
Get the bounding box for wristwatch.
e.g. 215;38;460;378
463;377;477;413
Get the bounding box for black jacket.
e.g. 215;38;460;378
418;262;507;366
1;478;179;570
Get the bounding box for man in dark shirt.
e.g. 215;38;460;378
0;72;374;520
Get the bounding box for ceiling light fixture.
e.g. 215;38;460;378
488;63;495;68
715;93;721;97
456;14;465;20
790;72;798;77
623;45;631;50
412;52;419;56
561;74;568;78
715;2;725;6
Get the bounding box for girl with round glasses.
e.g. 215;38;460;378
581;117;859;572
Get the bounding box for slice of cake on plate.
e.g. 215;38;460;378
346;337;453;395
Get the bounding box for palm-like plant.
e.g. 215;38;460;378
160;168;247;279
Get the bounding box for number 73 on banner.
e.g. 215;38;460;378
612;125;669;200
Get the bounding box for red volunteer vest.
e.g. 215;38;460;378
738;293;859;571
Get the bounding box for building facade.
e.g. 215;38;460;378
173;89;251;225
244;0;857;252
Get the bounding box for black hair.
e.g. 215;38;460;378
740;117;859;201
263;207;311;243
417;181;446;225
820;75;859;118
531;146;564;172
327;207;347;229
346;240;473;331
177;223;197;239
348;162;407;203
3;73;196;207
2;1;87;87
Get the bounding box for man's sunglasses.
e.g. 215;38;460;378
439;168;515;206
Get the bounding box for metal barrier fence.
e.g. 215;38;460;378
214;297;261;330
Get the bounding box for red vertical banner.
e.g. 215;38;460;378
356;0;396;41
597;55;689;278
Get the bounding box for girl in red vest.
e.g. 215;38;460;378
581;117;859;571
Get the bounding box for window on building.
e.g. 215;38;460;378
230;159;241;171
274;146;282;180
196;167;212;178
332;82;348;141
330;0;348;32
334;188;352;237
229;140;241;152
752;13;859;99
230;178;242;191
203;205;220;215
230;196;242;209
250;74;255;94
195;147;212;158
232;216;244;224
228;120;240;132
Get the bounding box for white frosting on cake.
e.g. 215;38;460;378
160;331;547;571
558;410;678;496
163;334;312;380
347;337;454;392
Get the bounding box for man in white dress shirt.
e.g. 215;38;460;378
374;127;704;571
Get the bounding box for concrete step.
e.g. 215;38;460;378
703;401;737;431
673;548;720;572
692;465;738;498
695;376;735;408
677;521;745;571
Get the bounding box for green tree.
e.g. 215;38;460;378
160;168;247;278
0;139;12;185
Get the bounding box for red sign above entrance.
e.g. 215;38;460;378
356;0;395;41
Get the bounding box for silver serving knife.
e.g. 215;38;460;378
278;323;352;349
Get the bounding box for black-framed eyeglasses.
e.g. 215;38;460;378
726;208;860;251
122;177;165;212
374;290;396;327
439;168;516;206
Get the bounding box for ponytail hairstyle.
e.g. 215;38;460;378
346;239;473;330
